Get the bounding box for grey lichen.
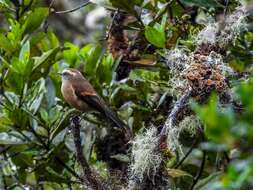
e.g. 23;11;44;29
196;6;247;47
179;115;202;137
127;127;162;189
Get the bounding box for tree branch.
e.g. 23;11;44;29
70;116;109;190
189;150;206;190
176;0;185;9
159;88;193;141
174;136;198;168
54;0;91;14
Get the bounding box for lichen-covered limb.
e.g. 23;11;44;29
159;89;193;153
160;89;193;137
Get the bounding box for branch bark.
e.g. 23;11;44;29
159;88;193;142
70;116;109;190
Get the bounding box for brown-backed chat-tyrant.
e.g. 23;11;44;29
60;68;131;136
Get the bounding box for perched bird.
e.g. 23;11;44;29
59;68;131;136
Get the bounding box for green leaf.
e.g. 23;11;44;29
194;171;223;190
24;8;49;34
47;32;60;49
39;31;60;51
97;54;114;85
110;154;130;162
0;115;12;132
110;0;140;14
31;47;60;81
40;108;49;123
9;57;26;74
8;46;33;77
84;44;102;76
50;109;77;140
129;69;160;82
0;132;29;144
0;33;13;52
0;0;8;5
7;19;25;44
45;78;56;109
80;44;96;60
145;25;166;48
5;71;24;94
33;48;60;71
192;94;234;144
25;78;46;113
63;42;79;66
19;40;30;64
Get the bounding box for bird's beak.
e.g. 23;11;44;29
57;72;62;76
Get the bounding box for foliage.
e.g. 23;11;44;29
0;0;253;189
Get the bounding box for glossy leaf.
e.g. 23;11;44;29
145;25;166;48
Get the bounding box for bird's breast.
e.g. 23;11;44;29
61;81;90;111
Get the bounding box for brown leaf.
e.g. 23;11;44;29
131;58;156;66
167;169;192;178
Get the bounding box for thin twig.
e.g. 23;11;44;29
189;151;206;190
106;9;119;40
49;0;56;8
176;0;185;9
224;0;230;17
150;0;173;26
0;100;12;112
54;0;91;14
168;6;173;22
174;126;204;168
174;137;198;168
15;6;20;20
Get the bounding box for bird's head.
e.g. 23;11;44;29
59;68;84;81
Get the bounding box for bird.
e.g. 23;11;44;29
59;68;131;137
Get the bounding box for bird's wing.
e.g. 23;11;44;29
73;80;126;129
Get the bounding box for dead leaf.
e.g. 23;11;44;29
167;169;192;178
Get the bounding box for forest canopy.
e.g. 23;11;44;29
0;0;253;189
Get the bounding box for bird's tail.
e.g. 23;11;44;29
103;106;133;139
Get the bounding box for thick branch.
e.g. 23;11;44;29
159;89;193;140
